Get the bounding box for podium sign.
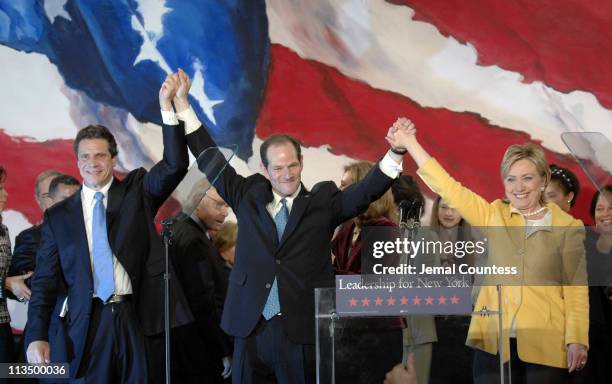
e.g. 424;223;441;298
335;275;472;316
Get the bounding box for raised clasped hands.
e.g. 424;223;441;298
386;117;416;152
159;68;193;112
159;72;179;111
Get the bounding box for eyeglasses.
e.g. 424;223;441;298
205;194;229;211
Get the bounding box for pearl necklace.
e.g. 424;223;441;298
521;206;547;217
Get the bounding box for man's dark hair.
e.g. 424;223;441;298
73;125;118;158
48;174;81;199
260;134;302;168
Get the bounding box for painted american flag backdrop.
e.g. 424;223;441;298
1;0;611;327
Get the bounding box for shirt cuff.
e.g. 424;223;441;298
379;152;403;179
160;109;178;126
176;106;202;135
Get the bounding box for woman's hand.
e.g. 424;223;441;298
385;117;416;150
386;117;431;167
5;271;33;302
567;343;588;372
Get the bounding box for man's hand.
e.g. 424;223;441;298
5;271;33;301
385;117;416;151
384;353;417;384
221;356;232;379
27;341;50;364
159;73;179;111
173;68;192;113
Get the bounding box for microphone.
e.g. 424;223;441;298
399;200;412;227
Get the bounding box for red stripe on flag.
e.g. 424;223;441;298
387;0;612;108
256;44;596;223
0;129;79;224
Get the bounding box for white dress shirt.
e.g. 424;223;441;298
267;186;301;218
81;179;133;296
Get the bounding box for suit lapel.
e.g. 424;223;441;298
253;183;278;251
106;178;127;250
65;190;93;285
278;185;311;247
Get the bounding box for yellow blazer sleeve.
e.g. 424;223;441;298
417;158;492;227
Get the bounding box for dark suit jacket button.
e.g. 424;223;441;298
265;283;271;289
276;259;281;265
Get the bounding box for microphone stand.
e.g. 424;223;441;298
161;218;176;384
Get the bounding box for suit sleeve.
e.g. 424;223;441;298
25;211;61;345
332;162;396;227
186;125;256;212
143;122;189;210
8;228;39;276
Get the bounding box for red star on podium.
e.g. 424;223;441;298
387;296;396;306
400;296;409;305
374;297;383;306
425;296;434;305
412;296;421;305
438;296;447;305
450;295;460;304
349;298;358;307
361;297;370;306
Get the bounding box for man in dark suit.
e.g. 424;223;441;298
7;170;62;299
171;186;232;383
26;74;192;382
48;175;81;203
170;69;408;383
6;173;80;370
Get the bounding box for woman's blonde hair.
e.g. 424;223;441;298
212;221;238;252
343;161;398;223
500;143;550;205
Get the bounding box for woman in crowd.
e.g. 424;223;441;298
390;117;589;383
331;160;403;384
575;186;612;383
0;165;15;362
545;164;580;213
428;196;475;384
212;221;237;272
333;161;397;274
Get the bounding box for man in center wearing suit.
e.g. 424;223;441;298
168;70;408;383
170;186;233;383
25;74;193;382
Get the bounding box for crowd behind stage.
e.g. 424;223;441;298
0;72;611;384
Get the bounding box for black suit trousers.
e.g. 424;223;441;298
232;316;315;384
74;298;147;383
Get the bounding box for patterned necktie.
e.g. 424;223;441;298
262;198;288;319
92;192;115;302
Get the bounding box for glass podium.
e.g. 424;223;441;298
315;283;504;384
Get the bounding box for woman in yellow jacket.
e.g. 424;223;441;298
387;118;589;383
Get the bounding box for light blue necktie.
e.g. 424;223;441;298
92;192;115;302
262;198;288;319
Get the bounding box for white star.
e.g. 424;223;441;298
43;0;72;23
191;59;223;125
131;0;172;74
